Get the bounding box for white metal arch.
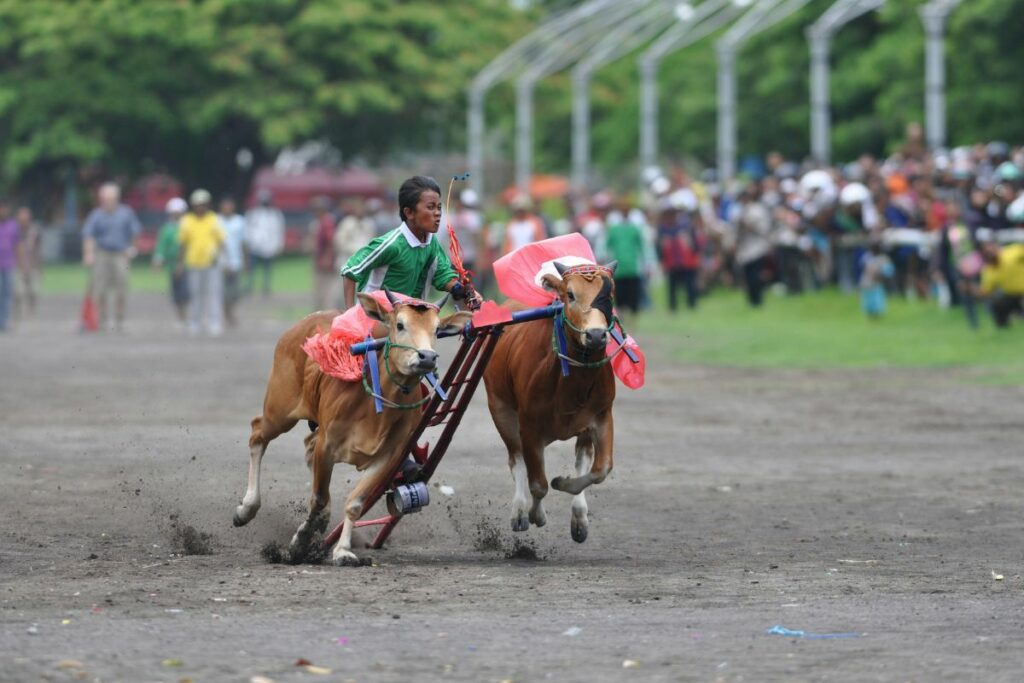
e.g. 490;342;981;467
636;0;748;172
716;0;814;182
806;0;885;164
514;0;650;192
467;0;621;197
569;0;678;191
919;0;962;150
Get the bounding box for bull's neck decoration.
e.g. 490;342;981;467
558;263;614;279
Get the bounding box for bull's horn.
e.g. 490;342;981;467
383;288;399;306
603;260;618;274
434;293;450;310
553;261;569;276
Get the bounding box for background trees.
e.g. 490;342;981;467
0;0;1020;203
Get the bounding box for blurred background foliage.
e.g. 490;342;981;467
0;0;1021;199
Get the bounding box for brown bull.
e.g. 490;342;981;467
233;292;471;565
483;262;618;543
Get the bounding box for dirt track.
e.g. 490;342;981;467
2;292;1024;683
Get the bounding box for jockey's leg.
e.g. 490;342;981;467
551;411;613;496
570;431;595;543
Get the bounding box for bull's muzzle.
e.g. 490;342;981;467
415;349;439;372
584;328;608;352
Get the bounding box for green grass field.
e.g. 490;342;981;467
42;261;1023;376
634;287;1024;379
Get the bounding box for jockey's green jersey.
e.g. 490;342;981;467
341;223;457;299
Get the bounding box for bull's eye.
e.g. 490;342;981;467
396;321;405;332
567;291;576;303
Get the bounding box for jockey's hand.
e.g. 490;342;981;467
449;281;483;310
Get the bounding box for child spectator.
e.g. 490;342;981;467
152;197;189;325
218;198;246;328
859;241;894;319
13;206;41;321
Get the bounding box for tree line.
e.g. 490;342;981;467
0;0;1021;210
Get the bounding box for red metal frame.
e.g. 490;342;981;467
320;324;506;550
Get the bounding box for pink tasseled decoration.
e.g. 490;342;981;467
301;291;393;382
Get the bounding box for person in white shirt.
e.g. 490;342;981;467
218;197;246;327
244;189;285;297
502;194;545;255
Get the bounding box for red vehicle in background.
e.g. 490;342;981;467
247;166;385;252
122;173;185;255
119;166;384;256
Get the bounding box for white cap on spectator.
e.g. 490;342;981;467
641;166;663;185
190;188;212;206
1007;194;1024;224
649;176;671;196
839;182;871;205
668;188;698;212
800;169;835;194
165;197;188;214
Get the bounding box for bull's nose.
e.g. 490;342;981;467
585;329;607;349
416;349;438;369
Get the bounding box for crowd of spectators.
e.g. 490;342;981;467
469;124;1024;330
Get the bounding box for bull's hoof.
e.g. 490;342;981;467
332;549;362;567
311;513;330;534
571;517;588;544
288;530;312;557
529;505;547;528
511;513;530;533
550;476;587;495
233;504;255;527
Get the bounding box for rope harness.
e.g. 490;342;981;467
551;308;627;369
359;293;443;411
361;338;435;410
548;265;627;370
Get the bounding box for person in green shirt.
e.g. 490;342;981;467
603;202;647;317
341;176;481;309
151;197;189;324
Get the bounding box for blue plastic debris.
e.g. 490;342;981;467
767;625;861;639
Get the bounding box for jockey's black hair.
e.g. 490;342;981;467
398;176;442;223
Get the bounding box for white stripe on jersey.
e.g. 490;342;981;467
342;230;400;277
363;265;389;293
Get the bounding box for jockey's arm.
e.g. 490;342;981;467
342;275;357;309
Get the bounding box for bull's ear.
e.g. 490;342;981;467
603;260;618;275
541;273;565;294
438;310;473;336
357;292;387;322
